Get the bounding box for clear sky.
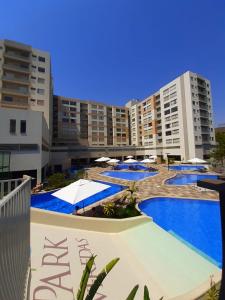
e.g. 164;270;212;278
0;0;224;125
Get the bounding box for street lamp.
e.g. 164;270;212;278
166;152;170;170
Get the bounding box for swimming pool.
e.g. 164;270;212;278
115;163;149;171
168;165;206;171
166;174;218;185
31;180;126;214
139;197;222;267
101;171;158;181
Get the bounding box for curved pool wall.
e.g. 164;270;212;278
139;197;222;267
166;174;218;185
168;165;206;171
101;171;158;181
31;180;126;214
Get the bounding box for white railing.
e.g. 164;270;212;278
0;175;31;300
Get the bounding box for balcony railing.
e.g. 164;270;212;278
1;86;30;96
0;176;31;300
3;63;30;73
4;51;31;62
2;75;30;85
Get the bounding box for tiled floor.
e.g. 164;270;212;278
87;165;218;206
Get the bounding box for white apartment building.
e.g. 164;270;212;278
0;40;52;182
127;71;215;161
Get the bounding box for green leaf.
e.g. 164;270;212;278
126;285;139;300
77;255;96;300
144;285;150;300
85;258;120;300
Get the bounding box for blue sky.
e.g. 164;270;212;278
0;0;224;125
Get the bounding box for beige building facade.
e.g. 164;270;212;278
126;71;215;161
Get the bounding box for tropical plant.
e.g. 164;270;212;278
211;132;225;166
127;181;138;206
206;276;219;300
76;256;163;300
103;202;115;216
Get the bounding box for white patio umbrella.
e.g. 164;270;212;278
52;179;110;204
126;155;133;159
141;159;155;163
187;157;207;164
123;158;138;163
150;155;157;160
107;159;120;164
95;157;111;162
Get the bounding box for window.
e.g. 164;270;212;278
37;88;45;95
4;96;13;102
173;138;180;143
62;100;69;105
172;121;179;127
38;56;45;62
37;100;44;106
166;131;172;136
170;99;177;106
70;107;76;111
10;119;16;134
38;77;45;84
38;67;45;73
166;139;172;144
171;106;178;113
164;103;170;108
165;124;171;129
164;109;170;115
20;120;26;134
172;129;179;135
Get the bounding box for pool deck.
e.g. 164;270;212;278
86;165;218;208
30;165;221;299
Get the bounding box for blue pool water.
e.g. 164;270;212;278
101;171;158;181
139;197;222;267
31;180;126;214
115;163;149;171
168;165;206;171
166;174;218;185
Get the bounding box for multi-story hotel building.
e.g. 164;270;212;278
51;96;131;171
127;71;215;161
0;39;216;179
0;39;52;182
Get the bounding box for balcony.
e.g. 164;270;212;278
4;50;31;62
1;86;30;96
1;95;29;108
2;74;30;85
199;103;208;110
3;63;30;74
200;110;209;118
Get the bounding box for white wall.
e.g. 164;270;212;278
0;108;49;182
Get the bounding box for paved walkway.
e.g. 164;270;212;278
87;165;219;204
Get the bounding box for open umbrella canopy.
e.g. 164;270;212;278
150;155;157;160
141;159;155;163
126;155;133;158
107;159;120;164
52;179;110;204
123;158;138;163
187;157;207;164
95;157;111;162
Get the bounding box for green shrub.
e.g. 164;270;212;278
46;173;67;190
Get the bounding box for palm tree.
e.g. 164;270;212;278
76;256;163;300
